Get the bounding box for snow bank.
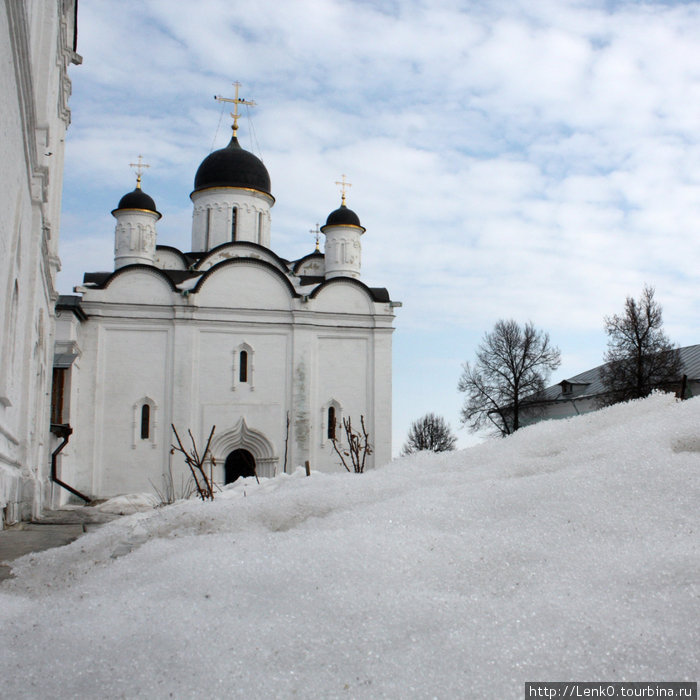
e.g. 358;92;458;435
92;492;160;515
1;394;697;698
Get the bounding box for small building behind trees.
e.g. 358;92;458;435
518;344;699;426
519;286;693;426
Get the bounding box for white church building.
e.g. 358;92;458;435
52;109;398;501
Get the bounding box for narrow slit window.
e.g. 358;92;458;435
232;207;237;241
257;211;263;241
327;406;336;440
140;403;150;439
205;208;211;250
51;368;66;424
239;350;248;383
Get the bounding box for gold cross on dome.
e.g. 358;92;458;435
129;155;150;189
335;174;351;205
215;81;257;138
310;223;321;251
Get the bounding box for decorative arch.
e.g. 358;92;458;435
155;245;191;270
309;276;388;303
210;418;278;479
195;240;290;273
193;257;300;298
292;250;325;274
102;264;180;292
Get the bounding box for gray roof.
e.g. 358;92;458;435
535;344;700;403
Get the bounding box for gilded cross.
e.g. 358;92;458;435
129;155;150;189
310;223;321;252
335;174;351;205
215;81;257;137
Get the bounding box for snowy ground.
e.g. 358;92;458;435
1;394;698;698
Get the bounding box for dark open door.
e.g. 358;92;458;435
224;449;256;483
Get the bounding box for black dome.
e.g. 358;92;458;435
321;203;365;231
113;187;161;218
193;135;271;194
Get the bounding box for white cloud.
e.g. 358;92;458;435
59;0;700;450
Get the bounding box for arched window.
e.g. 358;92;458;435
327;406;336;440
140;403;150;439
239;350;248;383
233;343;254;391
231;207;237;241
322;399;342;446
133;397;157;448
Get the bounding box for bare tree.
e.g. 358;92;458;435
171;425;216;501
402;413;457;455
599;285;682;405
458;320;561;436
331;415;372;473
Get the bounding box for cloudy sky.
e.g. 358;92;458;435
59;0;700;451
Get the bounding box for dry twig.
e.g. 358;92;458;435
331;415;372;473
171;424;216;500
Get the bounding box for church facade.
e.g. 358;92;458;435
52;117;397;501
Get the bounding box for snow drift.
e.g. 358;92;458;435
1;393;698;698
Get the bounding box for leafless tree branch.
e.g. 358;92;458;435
171;424;216;501
331;415;373;473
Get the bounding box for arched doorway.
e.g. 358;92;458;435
225;449;256;483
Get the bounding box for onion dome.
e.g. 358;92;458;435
112;172;162;219
193;135;271;195
112;187;161;217
321;202;365;232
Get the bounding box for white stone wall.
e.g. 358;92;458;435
114;210;159;268
323;225;363;279
190;188;273;251
0;0;78;525
56;261;395;500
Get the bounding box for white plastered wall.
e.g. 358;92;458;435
0;0;77;524
190;188;273;251
57;238;395;497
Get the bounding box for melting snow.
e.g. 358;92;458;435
1;393;697;697
175;275;202;291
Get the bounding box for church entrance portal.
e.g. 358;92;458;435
224;449;256;483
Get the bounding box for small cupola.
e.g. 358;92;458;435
112;158;161;270
321;175;365;280
113;187;161;217
323;201;365;230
